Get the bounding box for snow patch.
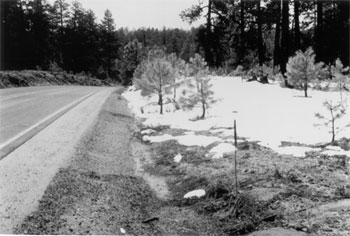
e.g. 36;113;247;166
124;76;350;154
176;134;221;147
207;143;236;159
321;148;350;157
142;134;174;143
275;146;321;157
174;153;183;163
183;189;206;199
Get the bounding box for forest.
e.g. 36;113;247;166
0;0;349;85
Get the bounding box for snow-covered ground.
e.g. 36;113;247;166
123;76;350;157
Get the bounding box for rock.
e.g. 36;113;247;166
173;153;182;163
120;228;126;234
184;189;206;199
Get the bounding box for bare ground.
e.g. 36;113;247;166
15;88;223;235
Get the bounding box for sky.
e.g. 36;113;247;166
53;0;204;30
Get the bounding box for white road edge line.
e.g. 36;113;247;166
0;91;96;150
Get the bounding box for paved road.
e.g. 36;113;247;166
0;86;115;233
0;86;108;146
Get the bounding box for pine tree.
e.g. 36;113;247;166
180;54;215;119
332;58;349;100
134;49;173;115
286;48;323;97
100;9;118;80
167;53;186;100
315;100;347;144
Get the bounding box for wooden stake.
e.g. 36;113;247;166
234;119;238;196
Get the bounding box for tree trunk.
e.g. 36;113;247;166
201;101;206;119
257;0;264;66
159;79;163;114
294;0;301;50
331;110;335;143
304;78;308;97
273;0;281;68
240;0;245;64
200;83;206;119
204;0;214;66
315;0;323;62
159;92;163;114
331;121;335;143
280;0;289;76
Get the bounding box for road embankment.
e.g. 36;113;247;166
0;70;108;88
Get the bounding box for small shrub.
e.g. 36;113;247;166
49;61;63;72
246;64;273;83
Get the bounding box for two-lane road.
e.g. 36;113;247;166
0;86;107;148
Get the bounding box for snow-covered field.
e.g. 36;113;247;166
123;76;350;157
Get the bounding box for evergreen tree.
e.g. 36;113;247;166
332;58;349;100
286;47;323;97
100;9;119;80
315;100;347;143
134;49;173;114
181;54;215;119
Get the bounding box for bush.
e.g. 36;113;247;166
48;61;63;72
229;65;245;76
246;64;273;83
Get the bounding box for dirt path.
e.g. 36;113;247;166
0;88;113;233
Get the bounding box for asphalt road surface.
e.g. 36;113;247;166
0;86;107;147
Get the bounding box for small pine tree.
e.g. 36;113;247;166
134;48;173;115
180;54;215;119
315;100;347;144
333;58;349;100
167;53;187;100
287;47;323;97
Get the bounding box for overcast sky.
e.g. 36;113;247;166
54;0;204;30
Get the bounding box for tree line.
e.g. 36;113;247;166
1;0;349;85
0;0;197;85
